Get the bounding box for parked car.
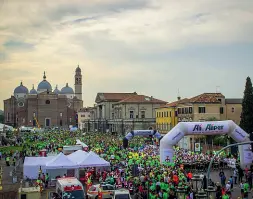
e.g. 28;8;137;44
113;189;131;199
87;184;115;199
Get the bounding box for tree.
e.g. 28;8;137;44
240;77;253;152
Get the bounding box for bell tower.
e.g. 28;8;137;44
74;65;82;100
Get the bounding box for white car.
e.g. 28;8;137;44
113;189;131;199
87;184;115;199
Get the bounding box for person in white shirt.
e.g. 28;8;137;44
226;181;231;192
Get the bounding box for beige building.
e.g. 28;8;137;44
78;107;93;131
88;93;167;134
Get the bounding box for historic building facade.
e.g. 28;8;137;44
4;66;83;128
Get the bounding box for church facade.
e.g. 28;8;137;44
4;66;83;128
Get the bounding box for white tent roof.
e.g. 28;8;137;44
24;156;56;166
76;139;88;147
67;150;88;164
46;153;78;169
78;151;110;167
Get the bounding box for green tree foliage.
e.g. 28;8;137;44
240;77;253;151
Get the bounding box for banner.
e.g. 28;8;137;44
194;143;201;152
186;121;229;135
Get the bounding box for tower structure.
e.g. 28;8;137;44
75;65;82;100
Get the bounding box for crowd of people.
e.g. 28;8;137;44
1;130;253;199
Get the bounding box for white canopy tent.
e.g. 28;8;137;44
46;153;79;169
78;151;110;167
23;156;55;179
67;150;88;164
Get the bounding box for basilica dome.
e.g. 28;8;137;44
14;82;29;94
30;84;37;94
53;85;61;94
61;83;74;94
37;72;52;93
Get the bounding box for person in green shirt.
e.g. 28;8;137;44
222;193;229;199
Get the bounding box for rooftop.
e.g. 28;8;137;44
158;98;189;108
116;95;167;104
95;92;137;103
225;98;242;104
188;93;225;103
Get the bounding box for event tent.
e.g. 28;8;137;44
67;150;88;164
23;156;55;179
46;153;78;169
78;151;110;167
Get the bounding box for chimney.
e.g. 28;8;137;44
177;96;181;101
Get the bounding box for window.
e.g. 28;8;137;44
175;111;178;117
7;113;9;121
156;112;159;118
185;108;188;114
130;111;134;118
166;111;168;117
45;100;50;104
182;108;185;114
232;107;235;113
170;111;172;117
81;115;85;117
189;107;193;114
220;107;224;114
60;120;62;126
162;112;163;117
69;118;72;122
199;107;206;113
112;113;114;119
178;108;181;114
141;111;145;118
33;112;36;117
136;115;139;118
60;112;63;117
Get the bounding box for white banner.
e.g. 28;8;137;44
194;143;201;152
186;121;229;135
239;144;253;168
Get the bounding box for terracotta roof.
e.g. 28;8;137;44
189;93;224;103
116;95;167;104
96;92;137;102
159;98;189;108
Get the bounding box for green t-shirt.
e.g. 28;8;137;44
163;192;168;199
244;183;249;192
222;194;229;199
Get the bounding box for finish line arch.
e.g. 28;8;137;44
123;130;162;148
160;120;253;168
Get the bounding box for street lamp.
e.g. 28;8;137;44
176;187;187;199
195;189;207;199
206;186;216;199
191;174;203;192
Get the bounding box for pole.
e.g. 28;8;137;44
206;141;253;186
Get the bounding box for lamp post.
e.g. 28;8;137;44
195;189;207;199
206;186;216;199
191;174;203;193
176;187;187;199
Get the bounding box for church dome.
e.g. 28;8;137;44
37;71;52;92
14;82;29;94
53;85;61;94
61;83;74;94
30;84;37;94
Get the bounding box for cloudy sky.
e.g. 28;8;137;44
0;0;253;109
